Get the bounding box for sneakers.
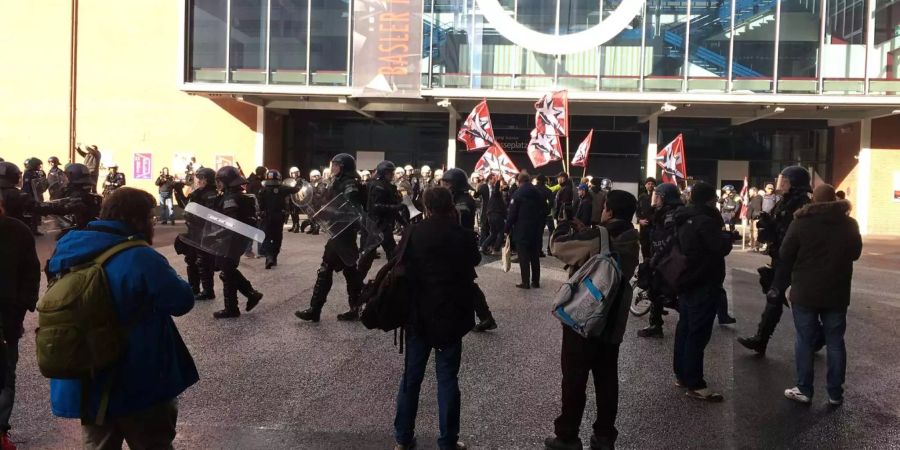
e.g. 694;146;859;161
737;335;768;355
544;436;582;450
686;388;724;402
784;387;812;404
295;308;321;322
246;291;263;312
336;308;360;321
515;283;530;289
474;318;498;332
828;396;844;406
213;308;240;319
637;325;663;338
194;291;215;301
394;438;417;450
1;432;17;450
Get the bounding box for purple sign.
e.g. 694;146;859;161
133;153;152;180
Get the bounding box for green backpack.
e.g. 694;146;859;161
36;239;148;380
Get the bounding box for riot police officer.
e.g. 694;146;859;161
738;166;813;355
0;162;32;225
22;158;47;234
296;153;366;323
213;166;264;319
288;166;302;233
440;167;498;332
174;167;219;300
637;182;684;339
47;156;66;200
59;163;104;230
358;160;405;280
300;169;324;235
258;169;301;269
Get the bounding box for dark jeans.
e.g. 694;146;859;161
473;283;493;322
757;257;785;339
482;214;506;251
673;283;719;390
716;287;732;323
516;239;541;286
0;339;18;432
792;305;847;399
545;217;556;250
82;400;178;450
394;332;462;450
648;289;666;328
554;327;620;445
638;224;652;259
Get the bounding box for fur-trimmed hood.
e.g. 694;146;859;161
794;199;851;219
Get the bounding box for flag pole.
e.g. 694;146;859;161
566;136;571;174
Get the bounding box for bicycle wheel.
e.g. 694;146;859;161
630;285;652;317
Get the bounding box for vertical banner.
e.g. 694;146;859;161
133;153;152;180
352;0;423;98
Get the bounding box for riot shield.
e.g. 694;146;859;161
32;177;49;202
290;179;316;209
180;202;266;260
47;171;68;199
311;193;383;266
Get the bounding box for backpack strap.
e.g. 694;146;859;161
93;239;149;266
598;226;611;256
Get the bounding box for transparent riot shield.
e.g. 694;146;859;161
180;202;266;260
309;193;383;266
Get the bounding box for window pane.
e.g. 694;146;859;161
557;0;601;91
229;0;267;84
687;0;732;92
821;0;866;93
309;0;349;85
431;0;470;88
518;0;558;89
777;0;821;93
872;0;900;93
646;0;689;91
270;0;309;85
601;0;643;91
731;0;776;92
190;0;228;82
474;0;518;89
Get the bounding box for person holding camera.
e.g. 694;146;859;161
155;168;176;225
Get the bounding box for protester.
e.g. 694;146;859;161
506;173;549;289
555;172;574;221
393;187;477;450
0;197;41;450
673;182;733;401
638;182;683;338
535;175;556;255
474;174;491;248
155;168;176;225
778;184;861;405
75;144;101;193
545;191;640;450
46;187;198;449
745;187;762;250
574;184;593;226
588;177;610;226
481;174;507;255
636;177;656;259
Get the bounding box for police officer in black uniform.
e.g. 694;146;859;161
213;166;264;319
22;158;47;234
174;167;219;300
102;164;126;197
296;154;366;323
58;163;104;230
440;168;498;332
2;162;101;232
47;156;66;200
287;167;302;233
738;166;813;355
258;169;301;269
357;160;406;280
637;182;684;339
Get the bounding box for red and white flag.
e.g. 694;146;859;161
571;129;594;168
457;100;496;152
527;129;563;168
656;134;687;184
739;176;750;220
474;143;520;181
534;90;569;137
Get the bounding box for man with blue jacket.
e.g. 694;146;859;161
46;187;198;449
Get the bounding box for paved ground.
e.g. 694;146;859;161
12;225;900;449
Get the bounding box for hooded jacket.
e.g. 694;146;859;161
674;203;733;290
46;220;198;420
779;200;862;309
507;182;549;243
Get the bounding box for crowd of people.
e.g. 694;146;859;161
0;146;864;450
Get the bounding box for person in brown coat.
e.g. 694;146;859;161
76;144;102;193
779;184;862;406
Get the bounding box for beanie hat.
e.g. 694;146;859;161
690;182;717;205
813;184;836;203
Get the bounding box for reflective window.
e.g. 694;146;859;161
229;0;267;84
190;0;228;82
270;0;309;85
518;0;559;89
309;0;349;85
822;0;867;93
872;0;900;94
474;0;518;89
777;0;821;93
600;0;644;91
557;0;602;91
646;0;689;91
687;0;731;92
430;1;471;88
731;0;776;92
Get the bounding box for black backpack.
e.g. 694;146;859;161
360;226;414;332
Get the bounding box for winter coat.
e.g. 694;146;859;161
507;182;549;244
779;200;862;309
475;183;490;221
537;184;554;218
155;175;175;194
574;192;593;225
598;219;640;344
590;188;607;225
0;216;40;340
76;147;101;173
453;191;478;231
406;216;480;348
674;204;733;290
47;220;198;420
747;194;763;219
555;182;574;220
637;191;654;222
486;181;507;218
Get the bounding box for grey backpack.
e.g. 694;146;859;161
551;227;623;338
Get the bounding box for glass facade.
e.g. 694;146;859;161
185;0;898;94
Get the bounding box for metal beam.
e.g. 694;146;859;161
732;107;785;126
343;98;388;126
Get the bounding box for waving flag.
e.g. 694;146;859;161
457;100;496;152
656;134;687;184
571;129;593;168
534;90;569;137
527;129;563;168
474;144;520;181
739;176;750;220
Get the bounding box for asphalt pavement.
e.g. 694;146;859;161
12;225;900;449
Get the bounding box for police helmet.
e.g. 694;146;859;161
216;166;247;188
330;153;357;174
310;169;322;179
264;169;282;186
195;167;216;181
254;166;267;178
599;178;612;191
780;166;811;192
25;158;43;171
64;163;94;186
654;182;682;206
441;168;473;192
375;161;396;180
421;165;432;176
723;184;735;192
48;156;61;165
0;162;23;188
289;166;300;178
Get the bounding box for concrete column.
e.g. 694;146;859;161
447;110;457;169
255;106;265;167
645;114;658;179
856;118;872;235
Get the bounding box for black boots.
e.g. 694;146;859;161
295;308;321;322
246;291;264;312
336;308;360;321
213;308;240;319
637;325;664;338
195;291;215;301
474;317;498;332
738;334;769;355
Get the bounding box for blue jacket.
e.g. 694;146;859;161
46;220;198;419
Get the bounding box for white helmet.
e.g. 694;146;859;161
289;166;300;177
322;168;331;179
394;167;405;177
404;164;414;175
360;170;371;179
310;169;321;178
421;165;432;176
433;169;444;179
